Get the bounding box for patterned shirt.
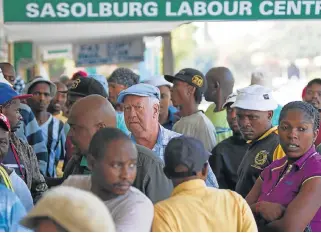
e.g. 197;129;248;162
40;114;66;177
16;104;49;175
0;184;29;232
130;125;219;188
13;76;25;94
9;133;48;203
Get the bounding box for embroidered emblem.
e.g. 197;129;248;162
71;78;81;89
191;75;203;87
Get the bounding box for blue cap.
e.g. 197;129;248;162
117;83;160;104
0;83;33;105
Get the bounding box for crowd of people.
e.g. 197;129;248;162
0;61;321;232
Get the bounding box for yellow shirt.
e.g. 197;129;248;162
152;179;258;232
54;111;68;124
205;103;233;144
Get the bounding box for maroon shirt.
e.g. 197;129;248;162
259;146;321;231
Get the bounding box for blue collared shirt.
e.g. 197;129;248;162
130;125;219;188
162;106;180;130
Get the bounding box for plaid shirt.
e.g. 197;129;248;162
13;77;25;94
130;125;219;188
9;133;48;203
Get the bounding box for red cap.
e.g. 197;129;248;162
72;71;88;80
0;113;10;131
302;86;307;99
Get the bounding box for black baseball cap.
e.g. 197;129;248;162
67;77;108;98
165;68;207;93
163;136;211;179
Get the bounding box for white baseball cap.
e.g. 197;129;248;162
0;68;13;87
231;85;278;111
144;75;172;88
20;186;115;232
223;92;237;108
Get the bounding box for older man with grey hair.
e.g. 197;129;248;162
117;83;219;188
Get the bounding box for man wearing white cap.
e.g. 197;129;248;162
20;186;115;232
250;71;283;127
210;93;248;190
232;85;285;197
144;76;179;130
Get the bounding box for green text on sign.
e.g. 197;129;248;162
4;0;321;22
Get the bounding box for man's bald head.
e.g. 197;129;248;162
54;81;67;92
0;63;16;85
68;95;117;154
204;67;235;107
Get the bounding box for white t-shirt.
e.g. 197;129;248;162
173;111;217;151
62;175;154;232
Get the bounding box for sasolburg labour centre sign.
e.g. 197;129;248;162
3;0;321;22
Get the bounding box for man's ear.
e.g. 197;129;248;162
87;154;95;171
96;122;106;130
267;110;274;121
187;86;196;96
153;103;160;118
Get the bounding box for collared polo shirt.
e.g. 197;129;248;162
152;179;257;232
258;146;321;231
235;126;285;197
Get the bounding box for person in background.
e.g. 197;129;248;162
108;68;140;134
0;63;15;86
233;85;285;198
302;78;321;146
152;136;257;232
0;184;29;232
20;186;115;232
71;70;87;80
0;67;12;87
210;93;248;190
250;71;283;127
0;84;48;202
108;67;139;111
13;76;26;95
0;64;49;175
246;101;321;231
0;113;33;212
204;67;235;143
63;127;154;232
48;82;68;124
165;68;217;152
144;75;180;130
65;95;172;203
59;75;70;86
24;78;66;178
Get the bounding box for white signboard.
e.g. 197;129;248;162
73;38;145;67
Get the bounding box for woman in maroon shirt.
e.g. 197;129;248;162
246;101;321;231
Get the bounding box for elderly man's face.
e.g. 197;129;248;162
236;108;273;141
123;95;159;135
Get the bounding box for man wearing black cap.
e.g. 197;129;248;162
152;136;257;232
65;77;108;117
165;68;217;152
